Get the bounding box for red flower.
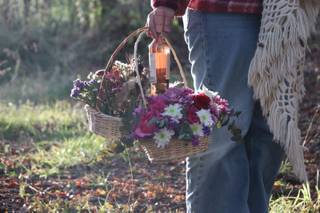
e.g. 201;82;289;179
192;93;211;109
187;106;200;124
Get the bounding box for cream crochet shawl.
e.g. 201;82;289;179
248;0;319;182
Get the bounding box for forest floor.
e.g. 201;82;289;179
0;51;319;212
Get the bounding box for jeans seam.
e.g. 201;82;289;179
195;12;210;90
190;12;209;197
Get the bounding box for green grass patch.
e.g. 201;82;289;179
30;134;106;177
0;101;86;141
270;182;320;212
279;160;294;174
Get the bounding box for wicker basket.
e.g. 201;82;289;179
85;105;122;139
140;137;209;163
84;28;148;140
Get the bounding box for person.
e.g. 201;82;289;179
146;0;286;212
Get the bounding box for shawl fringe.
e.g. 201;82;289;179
248;0;319;182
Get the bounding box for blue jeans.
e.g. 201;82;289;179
183;10;285;213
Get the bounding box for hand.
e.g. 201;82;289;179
146;6;175;39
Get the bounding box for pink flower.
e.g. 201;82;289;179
210;105;220;118
105;69;121;82
134;112;157;138
213;95;230;114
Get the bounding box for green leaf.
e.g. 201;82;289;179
221;116;230;126
216;121;222;128
178;122;193;140
148;117;158;126
0;162;5;170
157;118;168;128
107;143;125;154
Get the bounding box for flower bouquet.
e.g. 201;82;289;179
133;86;241;163
71;59;148;142
69;28;151;143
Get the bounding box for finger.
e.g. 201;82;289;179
151;13;160;39
154;9;165;35
164;15;173;33
147;13;157;39
155;15;164;35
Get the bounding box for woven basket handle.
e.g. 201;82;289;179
96;27;148;111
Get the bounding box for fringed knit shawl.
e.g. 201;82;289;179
248;0;320;182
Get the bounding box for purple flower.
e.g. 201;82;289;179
163;87;194;105
148;96;167;117
203;126;211;136
89;79;97;84
182;88;194;96
85;79;97;87
133;106;144;116
167;119;178;129
179;94;193;105
73;79;85;89
164;87;183;99
70;87;80;98
191;137;200;146
164;87;186;96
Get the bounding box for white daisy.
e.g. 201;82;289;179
153;128;175;148
190;123;204;137
196;109;214;127
162;103;183;123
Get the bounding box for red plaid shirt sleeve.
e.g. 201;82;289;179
151;0;189;16
151;0;262;16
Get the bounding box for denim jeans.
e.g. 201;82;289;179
183;10;286;213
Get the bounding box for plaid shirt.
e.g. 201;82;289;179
152;0;263;16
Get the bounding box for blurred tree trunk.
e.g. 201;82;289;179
23;0;31;20
0;0;11;24
99;0;117;25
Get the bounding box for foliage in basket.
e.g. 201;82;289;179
133;86;243;148
70;60;146;115
70;59;149;152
